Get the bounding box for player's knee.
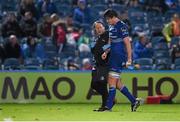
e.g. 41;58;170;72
109;71;120;79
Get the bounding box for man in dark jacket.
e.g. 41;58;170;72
1;13;22;38
4;35;22;60
20;11;37;37
91;21;111;111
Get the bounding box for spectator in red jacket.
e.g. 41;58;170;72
51;14;66;53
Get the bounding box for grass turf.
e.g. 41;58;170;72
0;103;180;121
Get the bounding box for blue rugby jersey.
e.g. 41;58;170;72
109;21;129;73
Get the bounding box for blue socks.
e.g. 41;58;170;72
106;87;116;109
120;86;136;104
106;86;136;109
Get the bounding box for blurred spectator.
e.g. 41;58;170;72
78;29;91;53
132;25;143;38
82;58;92;70
66;15;74;29
22;36;45;60
18;0;39;20
38;13;52;38
65;15;81;41
162;13;180;43
20;11;38;37
78;43;90;53
142;0;168;13
51;14;66;53
66;28;77;48
67;57;80;70
72;0;78;7
66;14;81;45
165;0;178;9
129;0;139;7
37;0;57;17
133;33;153;59
109;0;127;5
4;35;22;60
73;0;92;24
1;13;22;38
172;40;180;63
65;25;81;50
1;0;16;12
72;27;82;41
154;0;168;13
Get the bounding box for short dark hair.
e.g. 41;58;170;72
103;9;118;18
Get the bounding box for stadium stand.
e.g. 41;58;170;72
3;58;20;70
0;0;179;71
153;50;170;59
155;58;172;70
171;36;180;46
153;42;169;51
134;58;153;70
43;58;59;70
23;58;41;70
174;58;180;69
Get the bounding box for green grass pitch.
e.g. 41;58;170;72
0;103;180;121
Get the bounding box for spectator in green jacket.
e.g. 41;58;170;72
162;13;180;43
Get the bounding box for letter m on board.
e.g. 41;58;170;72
1;77;29;99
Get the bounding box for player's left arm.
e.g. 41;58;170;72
121;23;132;66
123;37;132;66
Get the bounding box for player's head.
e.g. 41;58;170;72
103;9;118;25
92;21;105;35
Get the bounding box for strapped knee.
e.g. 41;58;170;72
109;71;120;79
